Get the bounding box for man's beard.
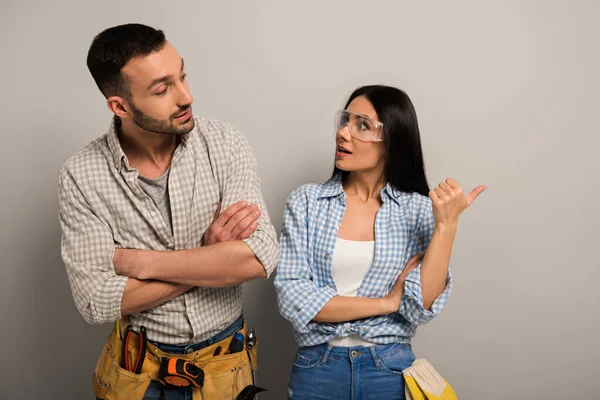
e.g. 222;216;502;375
129;101;195;136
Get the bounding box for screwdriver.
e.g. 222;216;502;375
226;333;245;354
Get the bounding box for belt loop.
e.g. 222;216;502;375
321;344;333;365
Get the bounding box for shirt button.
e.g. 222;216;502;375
167;242;174;249
325;253;330;259
334;224;339;230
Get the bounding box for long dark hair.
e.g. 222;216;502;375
332;85;430;196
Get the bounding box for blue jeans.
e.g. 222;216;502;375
97;315;244;400
287;342;416;400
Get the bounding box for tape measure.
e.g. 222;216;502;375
158;357;204;388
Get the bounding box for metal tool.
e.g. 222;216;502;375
246;327;256;350
121;325;147;374
235;385;267;400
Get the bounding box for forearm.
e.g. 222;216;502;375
131;241;266;287
420;223;456;309
313;295;392;323
120;279;192;316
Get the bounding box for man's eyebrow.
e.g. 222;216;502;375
147;76;171;91
146;58;185;91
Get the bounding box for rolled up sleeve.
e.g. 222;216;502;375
399;196;453;325
274;189;337;333
221;127;280;278
58;170;127;324
400;265;452;325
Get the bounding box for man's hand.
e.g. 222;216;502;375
203;201;261;246
429;178;487;227
113;201;262;279
113;248;144;279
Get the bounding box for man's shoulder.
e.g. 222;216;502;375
191;115;241;143
59;135;110;184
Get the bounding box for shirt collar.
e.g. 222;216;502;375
318;173;407;208
107;118;126;171
318;173;345;198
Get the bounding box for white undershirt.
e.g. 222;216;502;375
328;237;377;347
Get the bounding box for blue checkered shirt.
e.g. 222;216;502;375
274;174;453;347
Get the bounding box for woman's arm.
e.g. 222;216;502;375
313;253;424;323
420;178;486;309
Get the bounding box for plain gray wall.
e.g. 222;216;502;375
1;0;599;398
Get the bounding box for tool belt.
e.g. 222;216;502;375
91;320;258;400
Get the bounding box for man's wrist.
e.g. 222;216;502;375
135;250;154;280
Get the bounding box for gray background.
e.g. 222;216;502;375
1;0;599;399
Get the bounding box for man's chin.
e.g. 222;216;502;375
172;117;195;135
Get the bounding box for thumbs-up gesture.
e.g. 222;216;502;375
429;178;486;227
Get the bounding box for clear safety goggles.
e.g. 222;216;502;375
334;110;384;142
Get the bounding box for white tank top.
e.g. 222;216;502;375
328;237;377;347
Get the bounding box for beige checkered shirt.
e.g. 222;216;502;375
58;116;279;344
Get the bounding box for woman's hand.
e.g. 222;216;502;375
430;178;486;227
383;253;425;313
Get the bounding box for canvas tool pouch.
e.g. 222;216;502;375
92;321;258;400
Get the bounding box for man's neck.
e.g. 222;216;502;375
117;119;178;178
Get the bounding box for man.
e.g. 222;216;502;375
58;23;279;399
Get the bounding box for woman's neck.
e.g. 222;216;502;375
343;170;386;202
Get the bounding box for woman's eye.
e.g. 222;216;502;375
358;119;371;131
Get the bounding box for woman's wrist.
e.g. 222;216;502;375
381;292;401;315
434;221;458;234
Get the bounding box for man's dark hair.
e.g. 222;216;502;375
87;23;166;99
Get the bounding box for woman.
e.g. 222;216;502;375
274;85;485;399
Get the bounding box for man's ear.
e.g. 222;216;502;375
107;96;130;119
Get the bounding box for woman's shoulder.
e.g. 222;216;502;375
287;181;328;202
405;191;432;206
394;190;432;216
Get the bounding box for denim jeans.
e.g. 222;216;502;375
287;342;416;400
97;315;244;400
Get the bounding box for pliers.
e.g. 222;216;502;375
121;325;147;374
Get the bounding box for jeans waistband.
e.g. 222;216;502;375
150;315;244;354
307;340;412;362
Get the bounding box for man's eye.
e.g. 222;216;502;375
181;73;187;81
156;88;168;96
